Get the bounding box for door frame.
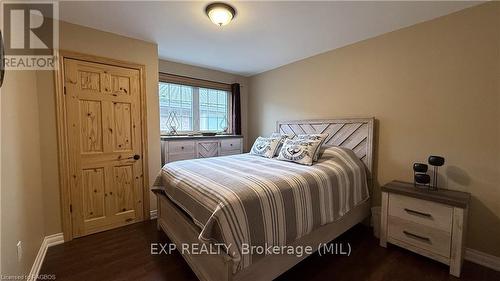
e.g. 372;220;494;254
55;50;150;241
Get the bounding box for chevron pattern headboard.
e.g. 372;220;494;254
276;118;375;178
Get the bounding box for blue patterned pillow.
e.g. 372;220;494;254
270;133;292;156
277;139;321;165
296;133;328;161
250;136;281;158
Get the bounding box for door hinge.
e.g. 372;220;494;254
69;204;73;213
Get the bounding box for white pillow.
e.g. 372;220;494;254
270;132;293;139
296;134;329;161
250;136;281;158
270;133;292;156
277;138;322;166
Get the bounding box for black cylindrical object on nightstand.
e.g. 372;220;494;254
413;162;430;187
428;155;445;190
413;163;428;173
414;173;431;185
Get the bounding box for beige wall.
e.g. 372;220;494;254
1;70;46;275
0;74;2;276
158;60;249;150
38;21;159;235
1;69;3;275
248;2;500;256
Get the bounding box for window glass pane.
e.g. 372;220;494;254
159;82;193;132
199;87;229;132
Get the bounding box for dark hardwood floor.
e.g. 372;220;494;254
39;220;500;281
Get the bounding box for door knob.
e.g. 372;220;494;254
124;154;141;160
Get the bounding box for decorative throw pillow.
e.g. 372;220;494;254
277;139;321;165
250;136;281;158
296;133;329;161
270;133;292;156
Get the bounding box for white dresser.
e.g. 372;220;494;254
160;135;244;165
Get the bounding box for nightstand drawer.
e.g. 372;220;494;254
389;193;453;232
388;216;451;258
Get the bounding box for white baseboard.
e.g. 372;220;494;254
465;248;500;271
150;209;158;220
28;233;64;281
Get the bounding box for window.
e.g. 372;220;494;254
199;87;228;131
159;83;193;132
159;81;230;134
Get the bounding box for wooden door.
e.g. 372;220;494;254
64;58;144;237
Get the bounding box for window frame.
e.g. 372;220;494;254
159;73;232;135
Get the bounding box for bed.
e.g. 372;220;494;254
153;118;375;281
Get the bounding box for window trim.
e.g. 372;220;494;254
159;73;232;135
159;72;231;91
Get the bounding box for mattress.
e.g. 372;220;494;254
152;146;369;273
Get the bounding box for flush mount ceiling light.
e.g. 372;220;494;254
205;2;236;27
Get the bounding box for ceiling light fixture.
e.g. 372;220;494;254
205;2;236;27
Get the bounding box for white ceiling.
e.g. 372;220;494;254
59;1;482;76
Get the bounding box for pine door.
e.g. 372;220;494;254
64;58;144;237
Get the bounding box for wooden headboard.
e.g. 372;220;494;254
276;118;375;178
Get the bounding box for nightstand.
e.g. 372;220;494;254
380;180;470;277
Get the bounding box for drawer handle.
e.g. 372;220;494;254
403;230;431;242
230;144;233;146
404;208;432;218
181;146;184;150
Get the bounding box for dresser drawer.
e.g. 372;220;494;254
220;138;242;152
220;149;241;156
168;152;195;163
168;140;195;154
389;193;452;232
197;141;219;158
388;216;451;258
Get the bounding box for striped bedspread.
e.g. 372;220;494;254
152;146;369;273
